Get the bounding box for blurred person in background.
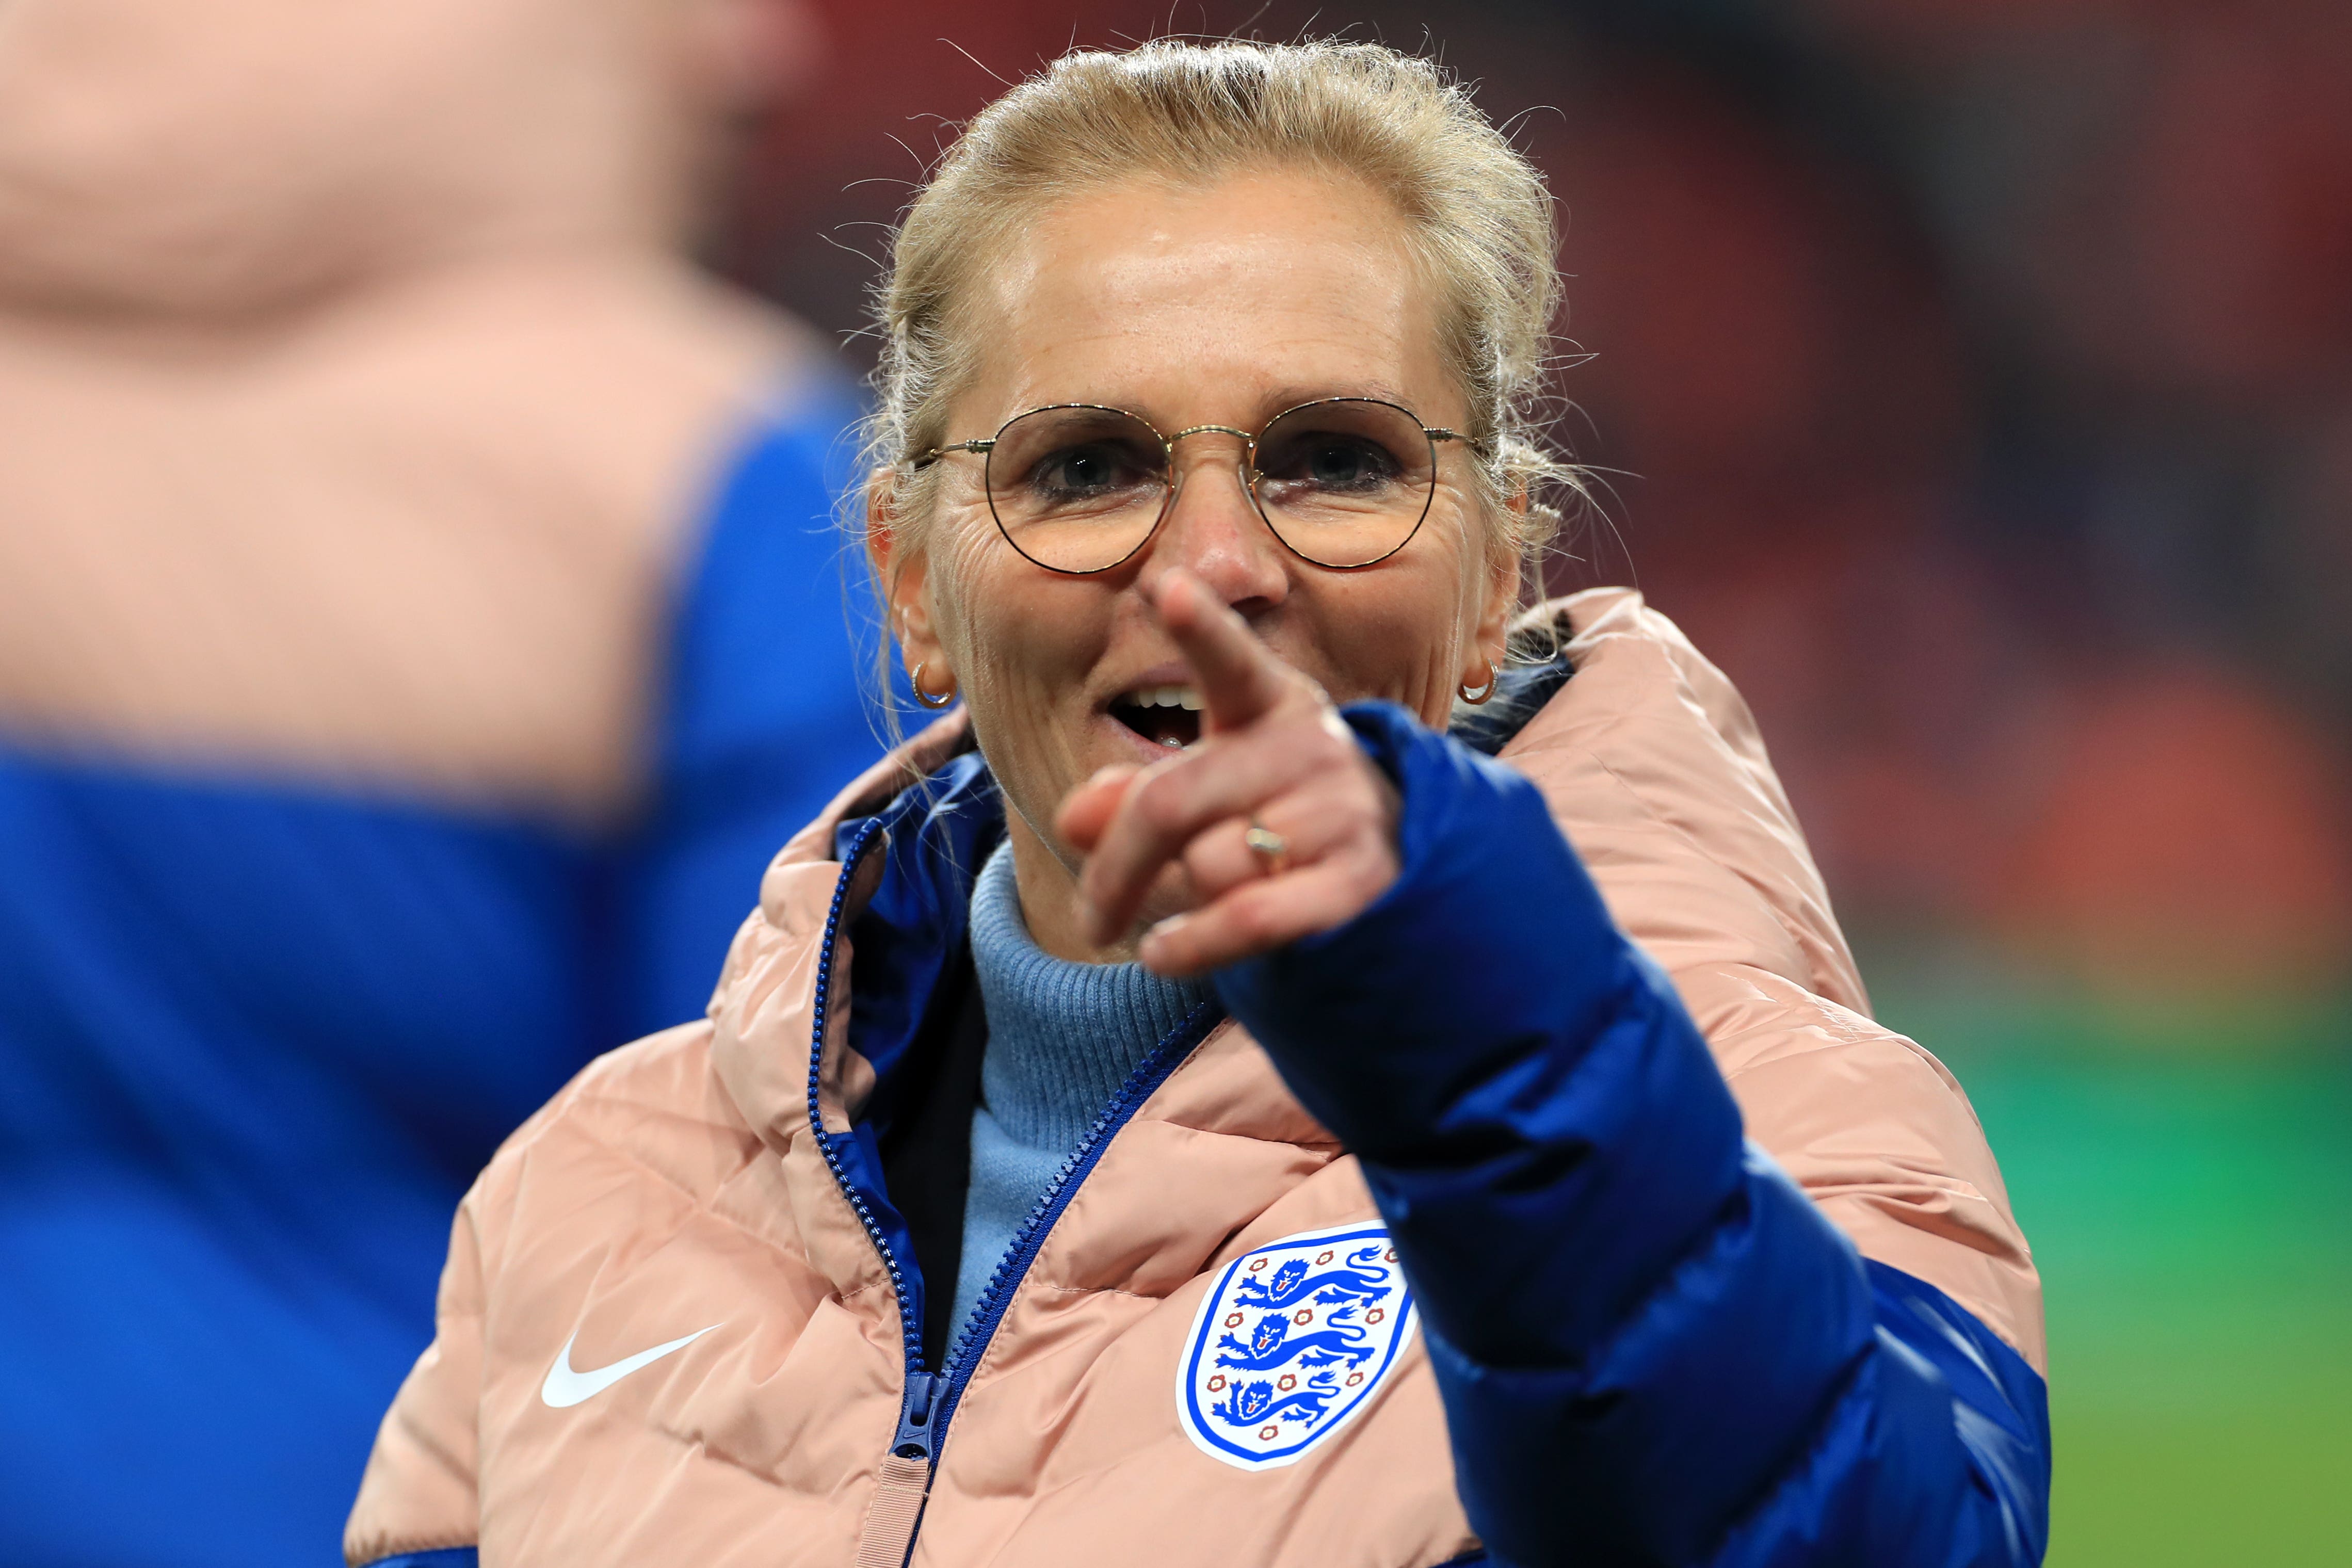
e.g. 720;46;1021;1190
0;0;877;1561
349;41;2047;1568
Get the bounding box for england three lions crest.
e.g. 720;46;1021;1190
1177;1222;1419;1470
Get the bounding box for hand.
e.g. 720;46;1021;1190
1056;569;1403;977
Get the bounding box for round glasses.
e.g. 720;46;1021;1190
909;397;1468;574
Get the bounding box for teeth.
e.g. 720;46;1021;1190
1123;684;1203;712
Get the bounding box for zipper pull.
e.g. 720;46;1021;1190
890;1370;943;1462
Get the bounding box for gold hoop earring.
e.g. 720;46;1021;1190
1458;660;1498;706
911;661;957;710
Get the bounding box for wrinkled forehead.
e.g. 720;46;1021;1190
957;169;1464;434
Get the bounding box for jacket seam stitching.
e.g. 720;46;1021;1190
1582;743;1825;982
1521;712;1839;995
525;1122;813;1273
1016;1281;1161;1302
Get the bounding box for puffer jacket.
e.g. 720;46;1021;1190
346;589;2050;1568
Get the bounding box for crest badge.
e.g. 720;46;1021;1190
1177;1222;1419;1471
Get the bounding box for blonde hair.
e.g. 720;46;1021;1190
859;38;1581;704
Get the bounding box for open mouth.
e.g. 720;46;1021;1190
1109;684;1204;750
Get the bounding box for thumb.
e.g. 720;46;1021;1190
1056;763;1143;855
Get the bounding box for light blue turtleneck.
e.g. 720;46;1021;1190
950;840;1210;1348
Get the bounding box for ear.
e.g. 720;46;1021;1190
1462;488;1527;688
866;467;949;682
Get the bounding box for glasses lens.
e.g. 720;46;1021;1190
985;406;1168;573
1250;400;1437;568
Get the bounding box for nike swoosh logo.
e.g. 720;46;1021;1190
540;1323;719;1409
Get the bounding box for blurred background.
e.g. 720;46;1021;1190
725;1;2352;1562
2;0;2344;1563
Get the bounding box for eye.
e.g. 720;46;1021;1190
1310;436;1396;489
1032;442;1140;497
1262;431;1405;494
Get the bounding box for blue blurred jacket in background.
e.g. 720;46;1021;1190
0;387;879;1565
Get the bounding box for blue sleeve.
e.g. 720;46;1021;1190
1213;702;2050;1568
607;383;887;1037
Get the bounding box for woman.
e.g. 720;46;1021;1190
349;39;2049;1568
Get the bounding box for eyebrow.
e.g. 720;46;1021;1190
1034;382;1421;431
1252;383;1417;416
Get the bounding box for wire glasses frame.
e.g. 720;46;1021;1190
906;397;1471;574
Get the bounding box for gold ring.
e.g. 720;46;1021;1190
1243;817;1290;876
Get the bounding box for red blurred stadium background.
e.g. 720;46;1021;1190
731;24;2352;1551
728;0;2352;1015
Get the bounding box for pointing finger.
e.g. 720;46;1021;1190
1148;569;1296;735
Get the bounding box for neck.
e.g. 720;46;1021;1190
1003;811;1142;966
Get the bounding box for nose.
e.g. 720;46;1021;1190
1140;434;1290;615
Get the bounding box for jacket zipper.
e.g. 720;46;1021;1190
804;823;1218;1543
925;997;1217;1444
804;819;928;1398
